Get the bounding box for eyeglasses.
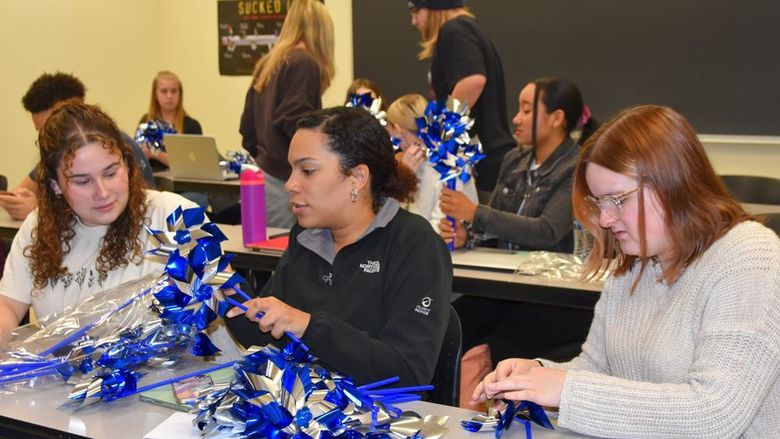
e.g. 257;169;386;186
585;186;641;220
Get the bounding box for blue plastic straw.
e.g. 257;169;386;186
358;376;400;391
0;362;65;385
224;297;302;344
129;360;236;396
232;286;253;302
367;384;434;396
446;179;457;251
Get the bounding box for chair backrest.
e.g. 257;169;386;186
719;175;780;205
760;213;780;237
0;174;7;192
427;304;462;407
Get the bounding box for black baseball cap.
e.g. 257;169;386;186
408;0;465;10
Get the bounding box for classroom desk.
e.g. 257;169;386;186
0;381;585;438
0;210;23;240
153;170;240;195
744;203;780;215
218;225;603;310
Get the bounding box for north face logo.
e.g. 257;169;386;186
359;260;380;274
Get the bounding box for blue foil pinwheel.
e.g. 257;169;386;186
415;97;485;187
219;150;259;175
461;400;554;439
147;206;243;332
346;92;388;127
134;119;176;154
192;340;448;438
416;97;485;250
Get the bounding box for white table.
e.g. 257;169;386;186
0;210;23;240
0;381;585;438
153;171;240;195
219;224;602;308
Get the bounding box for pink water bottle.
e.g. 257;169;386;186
240;169;267;245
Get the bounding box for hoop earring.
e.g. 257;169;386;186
351;188;358;203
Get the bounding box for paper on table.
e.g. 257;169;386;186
144;412;232;439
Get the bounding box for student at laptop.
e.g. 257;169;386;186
239;0;335;228
0;72;154;221
472;105;780;438
0;103;194;334
227;107;452;387
138;71;203;171
438;77;600;407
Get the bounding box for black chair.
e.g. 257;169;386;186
760;213;780;237
719;175;780;205
0;174;7;191
427;304;463;407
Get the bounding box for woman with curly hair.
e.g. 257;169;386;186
0;103;198;334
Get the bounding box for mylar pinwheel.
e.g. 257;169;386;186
134;119;176;154
461;400;554;439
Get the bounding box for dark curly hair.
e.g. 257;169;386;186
26;103;147;290
297;106;418;212
21;72;86;113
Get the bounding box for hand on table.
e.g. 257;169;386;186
472;358;566;408
226;296;310;339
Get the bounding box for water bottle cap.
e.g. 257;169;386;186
240;169;265;185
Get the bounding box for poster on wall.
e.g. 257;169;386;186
217;0;290;76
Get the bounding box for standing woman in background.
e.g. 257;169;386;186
139;71;203;169
439;77;600;407
408;0;515;198
240;0;335;228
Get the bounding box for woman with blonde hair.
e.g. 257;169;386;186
473;105;780;438
408;0;514;198
386;93;478;230
139;70;203;169
240;0;335;228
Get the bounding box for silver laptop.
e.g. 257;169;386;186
164;134;238;181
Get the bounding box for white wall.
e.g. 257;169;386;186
699;135;780;179
0;0;353;187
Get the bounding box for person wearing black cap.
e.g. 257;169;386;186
408;0;515;199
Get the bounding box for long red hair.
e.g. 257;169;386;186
573;105;752;287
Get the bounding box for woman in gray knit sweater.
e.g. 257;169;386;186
472;105;780;438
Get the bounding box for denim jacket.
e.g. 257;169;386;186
472;137;578;252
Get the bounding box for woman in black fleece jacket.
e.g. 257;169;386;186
228;107;453;387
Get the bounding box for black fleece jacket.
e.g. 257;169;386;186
256;204;452;387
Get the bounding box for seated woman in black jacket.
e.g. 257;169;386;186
438;77;600;407
227;107;452;387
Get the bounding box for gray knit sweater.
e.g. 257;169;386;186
540;221;780;438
